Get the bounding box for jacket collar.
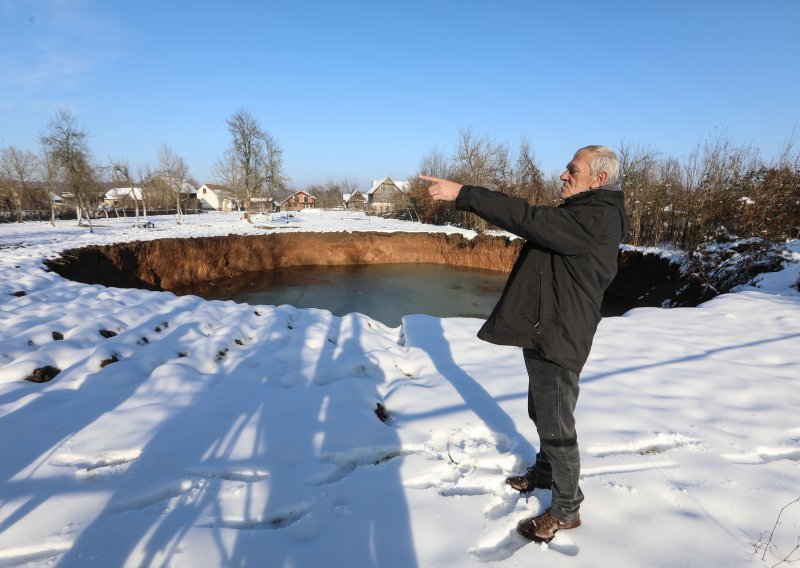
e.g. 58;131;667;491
563;183;622;205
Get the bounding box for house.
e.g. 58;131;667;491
198;183;238;212
280;190;316;211
0;185;65;221
104;187;143;207
248;196;280;213
366;177;410;213
343;190;366;210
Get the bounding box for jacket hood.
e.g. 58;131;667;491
563;184;630;239
602;184;631;239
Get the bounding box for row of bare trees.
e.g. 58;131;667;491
619;137;800;250
306;179;360;209
0;110;102;228
398;129;551;231
0;110;203;230
108;145;193;227
1;108;288;228
398;129;799;250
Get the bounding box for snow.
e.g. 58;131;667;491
1;211;799;567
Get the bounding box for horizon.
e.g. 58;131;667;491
1;1;798;192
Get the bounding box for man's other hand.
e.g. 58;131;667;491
419;175;463;201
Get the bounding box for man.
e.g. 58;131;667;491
421;145;630;543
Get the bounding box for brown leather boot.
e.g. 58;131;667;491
517;512;581;543
505;466;552;492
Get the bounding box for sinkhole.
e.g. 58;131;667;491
45;232;685;325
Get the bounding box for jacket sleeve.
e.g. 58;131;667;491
455;185;612;256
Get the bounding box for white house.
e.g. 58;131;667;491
104;187;144;207
198;184;238;212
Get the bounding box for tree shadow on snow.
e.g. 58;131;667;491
52;305;417;567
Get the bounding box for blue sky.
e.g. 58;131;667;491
1;0;798;190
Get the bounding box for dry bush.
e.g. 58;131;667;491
408;132;798;249
405;129;550;232
621;136;798;251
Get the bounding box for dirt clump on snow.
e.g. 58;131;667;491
25;366;61;383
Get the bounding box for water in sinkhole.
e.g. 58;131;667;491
173;263;511;327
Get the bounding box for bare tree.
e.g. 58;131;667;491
308;178;359;209
618;142;661;247
156;144;191;224
451;129;511;231
453;128;511;188
419;147;450;179
0;146;39;222
40;151;60;226
39;109;97;231
213;109;287;209
111;160;149;226
509;138;546;204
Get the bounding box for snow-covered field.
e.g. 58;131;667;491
1;210;799;568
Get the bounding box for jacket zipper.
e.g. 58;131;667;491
533;271;543;328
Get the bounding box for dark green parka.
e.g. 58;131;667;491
455;183;630;373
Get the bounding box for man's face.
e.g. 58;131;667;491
559;151;600;200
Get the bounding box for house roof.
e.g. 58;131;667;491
201;183;228;191
279;190;316;205
343;191;365;202
105;187;143;201
367;177;410;195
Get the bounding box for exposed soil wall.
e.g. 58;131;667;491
46;232;685;314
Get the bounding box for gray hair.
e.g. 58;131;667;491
576;145;620;185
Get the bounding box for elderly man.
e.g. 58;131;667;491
421;145;630;543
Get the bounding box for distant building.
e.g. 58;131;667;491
104;187;143;207
280;190;316;210
248;196;280;213
343;190;366;210
366;177;409;213
198;183;238;212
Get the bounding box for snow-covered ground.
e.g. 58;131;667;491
1;210;799;568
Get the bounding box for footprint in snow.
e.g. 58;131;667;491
50;449;141;477
721;445;800;464
471;525;579;562
306;447;408;486
198;505;309;531
587;431;702;458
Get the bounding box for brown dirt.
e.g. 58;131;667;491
46;232;523;290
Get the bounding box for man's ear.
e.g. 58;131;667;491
591;171;609;188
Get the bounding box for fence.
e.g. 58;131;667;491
0;208;208;223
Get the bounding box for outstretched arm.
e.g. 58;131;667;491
419;175;463;201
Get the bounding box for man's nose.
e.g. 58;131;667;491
560;171;569;181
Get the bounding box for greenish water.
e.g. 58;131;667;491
174;263;509;327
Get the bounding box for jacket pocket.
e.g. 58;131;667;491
525;271;545;330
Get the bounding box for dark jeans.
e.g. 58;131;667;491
523;348;583;523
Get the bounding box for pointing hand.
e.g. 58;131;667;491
419;175;463;201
